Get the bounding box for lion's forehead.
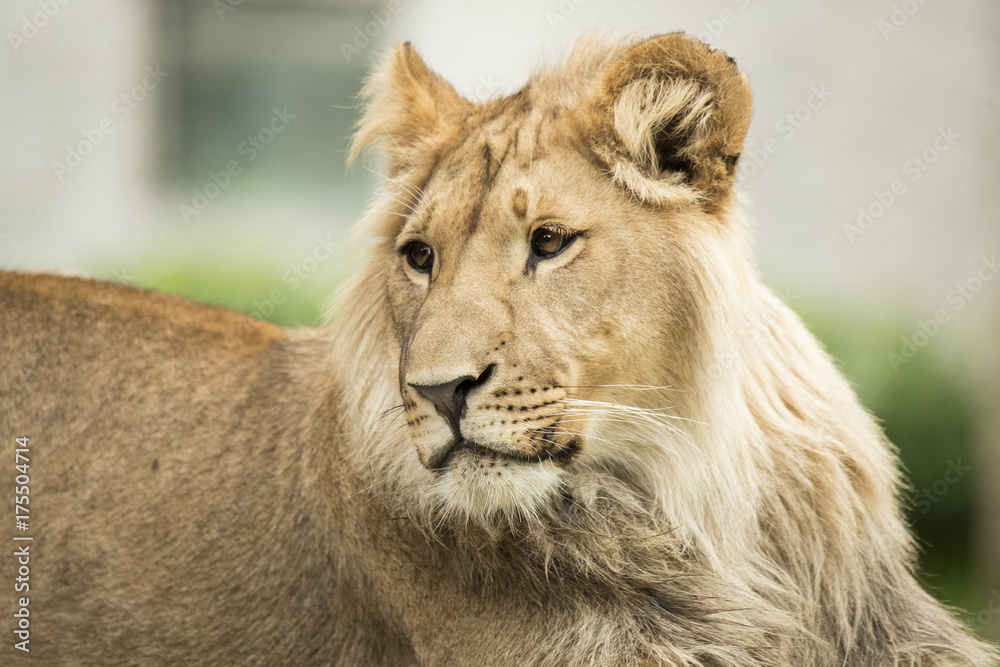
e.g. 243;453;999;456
418;103;570;239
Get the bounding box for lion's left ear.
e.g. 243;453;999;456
591;33;752;209
349;42;472;175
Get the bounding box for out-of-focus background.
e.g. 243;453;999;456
2;0;998;638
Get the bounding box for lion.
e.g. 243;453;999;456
1;33;996;666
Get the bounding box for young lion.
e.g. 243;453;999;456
1;33;996;666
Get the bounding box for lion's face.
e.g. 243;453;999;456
390;125;684;517
354;34;752;521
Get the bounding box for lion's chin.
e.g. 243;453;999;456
431;449;563;522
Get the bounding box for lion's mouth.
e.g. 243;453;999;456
430;437;580;471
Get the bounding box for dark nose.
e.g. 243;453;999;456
409;364;494;433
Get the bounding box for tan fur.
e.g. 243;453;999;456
2;34;996;665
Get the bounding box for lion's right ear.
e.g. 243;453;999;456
591;33;752;210
349;42;471;175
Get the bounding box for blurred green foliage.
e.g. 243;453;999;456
795;301;983;624
108;258;986;627
116;257;340;328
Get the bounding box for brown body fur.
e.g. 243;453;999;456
2;34;996;665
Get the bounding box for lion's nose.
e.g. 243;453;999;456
409;364;494;433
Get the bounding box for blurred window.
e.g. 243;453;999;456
156;0;376;201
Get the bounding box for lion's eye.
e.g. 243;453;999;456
403;241;434;273
530;227;575;259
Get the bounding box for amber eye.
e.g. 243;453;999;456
530;227;575;259
403;241;434;273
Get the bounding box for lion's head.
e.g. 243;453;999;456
340;34;759;527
